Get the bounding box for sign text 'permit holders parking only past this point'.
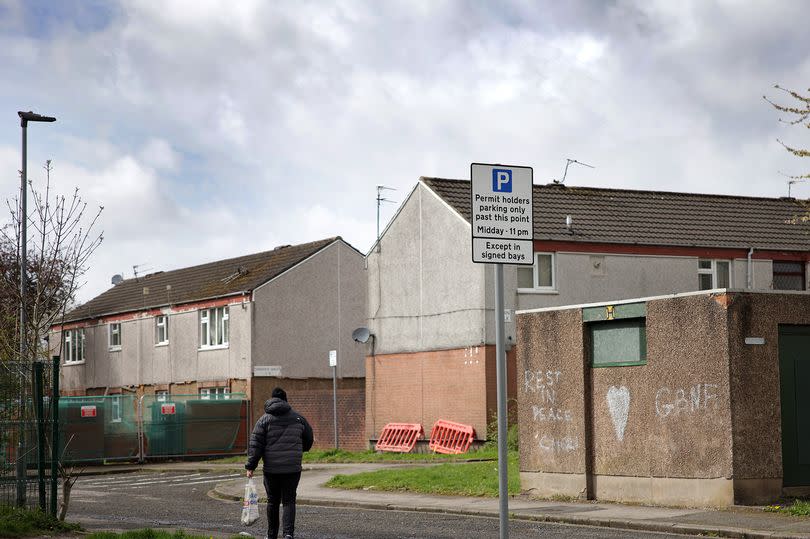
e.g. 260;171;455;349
470;163;534;265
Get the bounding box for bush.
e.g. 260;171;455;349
485;419;519;452
0;505;80;537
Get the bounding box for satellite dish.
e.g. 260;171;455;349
111;274;124;285
352;327;371;344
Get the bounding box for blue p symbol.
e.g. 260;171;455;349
492;169;512;192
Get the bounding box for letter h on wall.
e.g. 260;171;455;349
492;169;512;193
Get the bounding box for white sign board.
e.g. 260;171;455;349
253;365;282;377
470;163;534;265
329;350;337;367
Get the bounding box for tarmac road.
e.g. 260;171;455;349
67;471;698;538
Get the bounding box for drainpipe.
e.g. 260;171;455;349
746;248;754;289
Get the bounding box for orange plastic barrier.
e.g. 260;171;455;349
375;423;423;453
429;420;475;454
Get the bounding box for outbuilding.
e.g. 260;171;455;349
517;290;810;507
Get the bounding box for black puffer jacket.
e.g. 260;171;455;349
246;398;314;474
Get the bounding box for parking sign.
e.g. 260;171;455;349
471;163;533;265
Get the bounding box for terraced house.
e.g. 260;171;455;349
365;177;810;447
49;237;368;450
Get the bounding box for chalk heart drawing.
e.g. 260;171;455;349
606;386;631;442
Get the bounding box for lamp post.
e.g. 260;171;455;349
16;110;56;507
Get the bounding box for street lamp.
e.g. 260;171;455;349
16;110;56;508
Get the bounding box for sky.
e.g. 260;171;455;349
1;0;809;304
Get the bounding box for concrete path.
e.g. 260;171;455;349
79;461;810;538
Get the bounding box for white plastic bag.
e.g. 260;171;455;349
241;478;259;526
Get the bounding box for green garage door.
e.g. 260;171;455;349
779;325;810;486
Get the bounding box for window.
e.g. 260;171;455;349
199;387;229;400
63;328;85;364
584;302;647;368
155;390;168;402
698;259;731;290
199;306;229;348
590;319;647;367
155;315;169;345
111;395;122;423
773;261;806;291
108;323;122;350
517;253;555;291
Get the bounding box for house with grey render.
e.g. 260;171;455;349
365;177;810;446
50;237;368;450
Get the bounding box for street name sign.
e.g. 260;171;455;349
470;163;533;265
253;365;282;377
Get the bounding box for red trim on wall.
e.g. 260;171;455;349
52;294;247;331
533;240;810;261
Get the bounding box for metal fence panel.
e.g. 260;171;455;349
0;359;59;515
59;394;139;462
141;393;249;459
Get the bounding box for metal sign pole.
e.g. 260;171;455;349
470;162;533;539
494;263;509;539
329;349;338;449
333;365;339;449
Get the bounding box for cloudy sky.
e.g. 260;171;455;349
1;0;809;303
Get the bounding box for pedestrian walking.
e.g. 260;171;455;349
246;387;314;539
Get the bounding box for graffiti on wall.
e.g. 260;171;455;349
525;369;572;423
606;385;630;442
524;370;562;403
524;369;576;453
655;383;718;419
536;433;579;453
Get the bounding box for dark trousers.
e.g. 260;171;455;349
263;471;301;539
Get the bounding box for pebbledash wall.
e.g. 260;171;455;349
516;290;810;508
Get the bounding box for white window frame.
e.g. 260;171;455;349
698;259;732;290
199;306;230;349
108;323;122;351
199;387;229;400
155;390;168;402
110;395;122;423
517;252;557;293
64;328;85;364
155;315;169;346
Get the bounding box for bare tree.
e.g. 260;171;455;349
0;160;103;365
764;84;810;180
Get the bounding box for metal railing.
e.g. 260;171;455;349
0;358;60;516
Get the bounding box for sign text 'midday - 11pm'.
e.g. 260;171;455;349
470;163;534;265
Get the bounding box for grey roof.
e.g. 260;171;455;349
64;237;349;323
421;177;810;252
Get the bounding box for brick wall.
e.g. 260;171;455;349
251;377;366;451
365;346;519;442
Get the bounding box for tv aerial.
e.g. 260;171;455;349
376;185;397;240
553;158;595;184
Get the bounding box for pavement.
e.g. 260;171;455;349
77;460;810;539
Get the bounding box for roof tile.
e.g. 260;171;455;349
64;237;342;322
422;177;810;251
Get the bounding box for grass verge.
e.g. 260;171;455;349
210;447;499;465
0;505;80;538
324;451;519;497
85;530;243;539
765;499;810;516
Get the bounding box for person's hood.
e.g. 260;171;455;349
264;397;291;416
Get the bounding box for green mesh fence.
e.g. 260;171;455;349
58;393;249;462
141;393;248;459
59;395;139;462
